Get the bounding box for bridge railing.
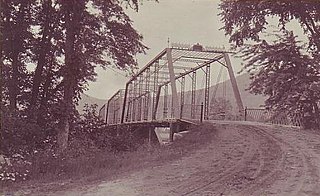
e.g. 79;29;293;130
180;104;203;122
244;107;303;127
100;45;247;126
105;89;125;125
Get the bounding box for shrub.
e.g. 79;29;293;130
0;154;32;183
1;112;46;155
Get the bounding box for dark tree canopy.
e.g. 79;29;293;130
219;0;320;128
1;0;147;152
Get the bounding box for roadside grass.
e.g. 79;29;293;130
2;123;217;194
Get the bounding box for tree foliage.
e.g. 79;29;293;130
1;0;147;153
219;0;320;128
209;97;233;120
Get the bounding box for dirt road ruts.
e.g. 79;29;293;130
35;122;320;196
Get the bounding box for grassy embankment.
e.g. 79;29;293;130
3;123;217;193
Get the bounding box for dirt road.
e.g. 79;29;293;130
37;122;320;195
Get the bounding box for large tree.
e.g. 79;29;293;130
56;0;146;152
219;0;320;128
1;0;35;111
1;0;146;152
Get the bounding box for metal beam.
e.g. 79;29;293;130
224;53;244;112
138;76;142;121
144;68;150;121
180;76;185;119
152;86;161;120
204;65;210;120
106;90;122;124
172;65;192;70
163;84;168;118
128;49;167;84
191;71;196;119
160;55;224;87
106;101;110;124
166;48;179;118
152;60;159;117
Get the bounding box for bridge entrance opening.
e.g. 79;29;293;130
99;43;244;142
100;43;244;124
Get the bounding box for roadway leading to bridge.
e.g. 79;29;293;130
34;122;320;195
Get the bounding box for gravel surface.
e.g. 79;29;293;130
12;121;320;195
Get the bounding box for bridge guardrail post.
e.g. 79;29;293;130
200;102;204;123
244;106;247;121
169;122;174;142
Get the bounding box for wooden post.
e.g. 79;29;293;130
200;102;204;123
169;122;174;142
244;107;247;121
148;126;152;146
176;122;180;134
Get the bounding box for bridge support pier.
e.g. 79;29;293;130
169;122;180;142
169;123;174;142
148;126;158;145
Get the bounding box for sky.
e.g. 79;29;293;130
85;0;245;100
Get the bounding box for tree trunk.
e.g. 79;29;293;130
9;51;19;111
8;2;27;112
57;111;70;152
313;102;320;129
57;1;77;153
36;69;53;126
30;0;52;108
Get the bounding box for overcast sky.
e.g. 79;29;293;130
86;0;244;100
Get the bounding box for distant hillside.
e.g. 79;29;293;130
217;73;266;109
77;93;106;114
202;72;266;110
156;73;267;116
84;73;267;116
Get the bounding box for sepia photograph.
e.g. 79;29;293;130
1;0;320;195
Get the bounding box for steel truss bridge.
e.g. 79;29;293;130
99;43;244;142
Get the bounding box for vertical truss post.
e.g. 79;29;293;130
126;83;133;122
117;98;121;123
112;100;116;124
114;97;118;124
204;65;210;120
132;81;137;122
224;53;244;112
121;82;129;123
106;99;111;124
163;84;168;118
171;91;174;118
126;101;130;122
126;101;131;122
152;60;159;117
141;96;144;120
152;86;161;120
191;71;196;119
138;76;143;121
180;76;185;119
144;68;150;121
166;48;179;119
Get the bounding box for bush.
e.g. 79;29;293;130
106;132;139;152
0;103;142;184
0;106;58;183
0;153;32;183
1;112;47;155
70;104;140;153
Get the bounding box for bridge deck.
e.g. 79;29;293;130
104;118;198;129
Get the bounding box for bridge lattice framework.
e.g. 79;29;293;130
101;44;244;125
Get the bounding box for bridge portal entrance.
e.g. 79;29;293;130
101;43;244;125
